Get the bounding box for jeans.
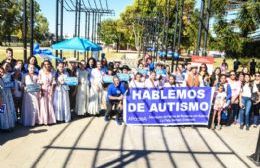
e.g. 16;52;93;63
252;103;260;125
239;97;252;126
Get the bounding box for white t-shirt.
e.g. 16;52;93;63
241;83;252;98
129;80;145;88
144;79;159;88
164;83;176;87
214;92;227;108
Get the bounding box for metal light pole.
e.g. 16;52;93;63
60;0;64;58
203;0;211;56
74;0;78;58
78;0;81;37
196;0;205;56
23;0;27;63
165;0;170;60
55;0;59;65
176;0;184;70
30;0;34;57
171;0;179;72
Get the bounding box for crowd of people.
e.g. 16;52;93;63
0;48;259;131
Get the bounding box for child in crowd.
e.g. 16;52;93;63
12;68;23;120
211;84;226;130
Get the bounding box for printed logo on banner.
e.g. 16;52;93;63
0;104;6;113
26;84;41;92
103;75;114;84
138;69;148;75
64;77;78;86
117;73;130;82
123;87;214;125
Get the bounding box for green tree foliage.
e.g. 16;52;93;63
0;0;49;45
213;0;259;57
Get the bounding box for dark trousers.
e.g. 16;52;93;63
14;97;22;119
230;103;240;123
105;101;122;120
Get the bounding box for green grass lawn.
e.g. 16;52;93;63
0;46;259;71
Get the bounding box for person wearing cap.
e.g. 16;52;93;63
186;65;200;87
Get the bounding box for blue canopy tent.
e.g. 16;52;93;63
51;37;102;52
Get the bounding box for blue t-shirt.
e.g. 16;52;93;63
107;82;126;102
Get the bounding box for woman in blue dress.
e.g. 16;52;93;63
53;62;71;123
0;66;16;130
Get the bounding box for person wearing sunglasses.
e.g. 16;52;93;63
228;70;241;125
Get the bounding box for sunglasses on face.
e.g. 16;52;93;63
230;74;235;76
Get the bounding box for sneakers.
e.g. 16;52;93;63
116;119;122;125
246;126;250;131
217;125;221;130
104;116;109;122
240;125;244;130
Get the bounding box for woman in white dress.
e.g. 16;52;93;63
75;61;89;116
53;62;71;123
145;71;159;88
22;64;40;126
129;72;145;88
88;61;103;115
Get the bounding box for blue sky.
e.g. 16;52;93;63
36;0;133;36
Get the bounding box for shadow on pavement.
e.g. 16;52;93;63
0;125;47;146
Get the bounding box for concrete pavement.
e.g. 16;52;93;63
0;117;259;168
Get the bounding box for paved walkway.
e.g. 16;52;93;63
0;117;258;168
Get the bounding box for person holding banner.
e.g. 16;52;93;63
75;61;89;116
38;60;56;125
105;76;126;125
2;62;16;123
53;62;71;123
88;61;103;115
0;67;15;130
21;64;40;127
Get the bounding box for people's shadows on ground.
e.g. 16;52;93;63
0;125;48;146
